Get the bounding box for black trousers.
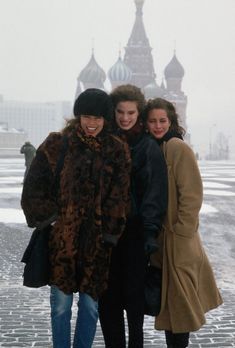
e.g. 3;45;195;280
165;330;190;347
99;224;146;348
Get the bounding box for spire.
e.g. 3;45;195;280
134;0;145;13
123;0;156;89
127;0;148;47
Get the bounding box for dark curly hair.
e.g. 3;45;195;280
110;84;146;115
144;98;185;137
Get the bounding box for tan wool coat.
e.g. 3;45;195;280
151;137;223;333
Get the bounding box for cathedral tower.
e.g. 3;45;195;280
74;1;189;140
123;0;156;89
163;51;188;133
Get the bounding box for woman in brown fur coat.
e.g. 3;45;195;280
145;98;223;348
21;88;131;348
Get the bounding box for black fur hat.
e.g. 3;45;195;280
73;88;113;120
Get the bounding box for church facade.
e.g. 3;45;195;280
75;0;188;135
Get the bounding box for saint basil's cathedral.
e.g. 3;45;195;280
75;0;188;137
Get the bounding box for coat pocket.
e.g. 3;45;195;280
173;232;203;269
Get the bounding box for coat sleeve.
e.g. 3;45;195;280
21;134;61;228
102;141;131;246
140;139;168;236
169;140;203;237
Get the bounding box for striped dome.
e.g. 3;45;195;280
164;53;184;79
108;56;132;83
79;53;106;84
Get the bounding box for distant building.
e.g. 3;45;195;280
0;0;190;151
0;97;72;148
75;0;189;139
0;122;27;156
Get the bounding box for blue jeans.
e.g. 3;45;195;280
50;286;98;348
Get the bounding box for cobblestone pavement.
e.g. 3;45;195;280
0;159;235;347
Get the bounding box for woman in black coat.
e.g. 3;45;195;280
99;84;168;348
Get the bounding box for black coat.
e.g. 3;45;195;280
129;133;168;236
103;132;168;309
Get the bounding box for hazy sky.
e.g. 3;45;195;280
0;0;235;156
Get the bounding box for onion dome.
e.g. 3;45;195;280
164;52;184;79
78;51;106;85
144;81;165;99
108;55;132;84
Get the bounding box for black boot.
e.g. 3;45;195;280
165;330;189;348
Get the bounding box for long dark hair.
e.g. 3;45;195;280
110;84;146;115
144;98;186;137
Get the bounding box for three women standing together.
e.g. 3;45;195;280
21;85;222;348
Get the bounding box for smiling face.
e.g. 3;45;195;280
115;101;139;130
146;108;171;139
80;115;105;137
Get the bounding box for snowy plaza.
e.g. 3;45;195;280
0;157;235;347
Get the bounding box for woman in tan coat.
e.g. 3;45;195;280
144;98;223;348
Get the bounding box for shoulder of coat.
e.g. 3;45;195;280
144;134;161;151
39;132;63;161
41;132;63;147
44;132;63;144
165;137;196;162
166;137;190;153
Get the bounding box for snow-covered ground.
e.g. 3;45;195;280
1;159;235;223
0;158;25;224
0;157;234;348
2;158;235;289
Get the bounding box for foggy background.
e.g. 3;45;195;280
0;0;235;157
1;2;235;346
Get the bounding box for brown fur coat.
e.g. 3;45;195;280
21;130;131;299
